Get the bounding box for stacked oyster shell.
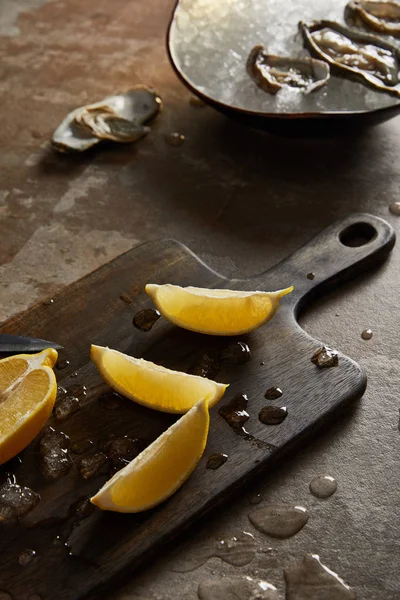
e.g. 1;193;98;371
52;86;162;152
247;1;400;98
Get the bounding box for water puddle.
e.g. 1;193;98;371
221;342;251;366
198;576;279;600
249;505;309;539
173;531;257;573
189;353;220;379
284;554;356;599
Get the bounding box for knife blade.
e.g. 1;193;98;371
0;334;63;353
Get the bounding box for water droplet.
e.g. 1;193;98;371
164;132;185;146
307;272;315;280
133;308;161;332
78;453;108;479
57;385;67;396
39;428;72;480
198;576;279;600
98;391;124;410
174;531;256;573
361;329;373;341
311;346;339;369
71;439;94;455
260;361;265;366
70;371;78;378
259;406;288;425
284;554;356;599
42;298;54;306
221;342;251;366
250;493;263;505
55;396;80;421
249;505;309;539
309;475;337;499
0;477;40;522
389;201;400;215
18;549;36;566
189;96;206;107
56;359;70;370
264;387;283;400
189;353;220;379
119;293;132;304
206;453;228;470
219;393;250;436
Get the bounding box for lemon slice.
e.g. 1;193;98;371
0;348;58;465
91;397;209;512
145;284;293;336
91;345;228;414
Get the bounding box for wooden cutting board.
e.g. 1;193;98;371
0;213;395;600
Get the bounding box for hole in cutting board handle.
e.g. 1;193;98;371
339;222;378;248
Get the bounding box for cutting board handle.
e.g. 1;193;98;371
261;213;396;316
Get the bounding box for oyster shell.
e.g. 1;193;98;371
246;45;330;95
300;20;400;96
52;86;162;152
345;1;400;37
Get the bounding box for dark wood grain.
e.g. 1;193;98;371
0;213;395;600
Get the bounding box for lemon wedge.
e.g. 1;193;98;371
91;345;228;414
145;284;293;336
0;348;58;465
91;397;209;512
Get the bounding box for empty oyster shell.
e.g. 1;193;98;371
246;45;330;95
52;86;162;152
300;20;400;96
345;1;400;37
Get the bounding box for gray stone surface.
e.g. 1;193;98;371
0;0;399;598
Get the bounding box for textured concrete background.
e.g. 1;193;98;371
1;1;400;598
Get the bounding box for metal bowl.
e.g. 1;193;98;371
167;0;400;133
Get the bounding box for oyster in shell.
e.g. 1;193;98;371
345;1;400;37
300;20;400;96
247;45;330;95
52;86;162;152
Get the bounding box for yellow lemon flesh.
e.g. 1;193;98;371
0;348;58;465
91;397;209;512
145;284;293;336
91;345;227;414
